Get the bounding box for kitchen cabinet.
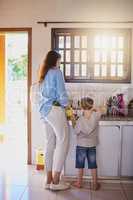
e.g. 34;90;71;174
64;125;121;177
121;126;133;177
63;123;133;179
97;126;120;177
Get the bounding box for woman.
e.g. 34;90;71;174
38;50;70;191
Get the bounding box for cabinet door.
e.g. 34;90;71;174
97;126;120;177
121;126;133;177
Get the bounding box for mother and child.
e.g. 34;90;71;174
37;50;105;191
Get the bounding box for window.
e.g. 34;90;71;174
52;28;131;83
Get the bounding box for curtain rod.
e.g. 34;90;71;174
37;21;133;27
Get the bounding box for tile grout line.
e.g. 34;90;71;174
89;182;92;200
19;186;28;200
120;182;129;200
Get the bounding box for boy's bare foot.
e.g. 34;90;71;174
91;183;100;191
73;181;83;188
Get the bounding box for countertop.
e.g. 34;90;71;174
99;116;133;126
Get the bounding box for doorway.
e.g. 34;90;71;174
0;28;32;168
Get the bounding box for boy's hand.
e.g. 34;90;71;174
98;105;107;114
91;107;97;112
91;106;99;112
91;106;107;114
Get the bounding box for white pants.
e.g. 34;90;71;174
43;106;69;172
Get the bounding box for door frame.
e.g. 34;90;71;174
0;28;32;164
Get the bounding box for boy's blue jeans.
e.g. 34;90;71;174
76;146;97;169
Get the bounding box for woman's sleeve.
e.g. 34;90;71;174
56;70;69;107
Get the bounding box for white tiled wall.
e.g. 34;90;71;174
66;83;133;106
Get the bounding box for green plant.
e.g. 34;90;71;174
8;54;28;80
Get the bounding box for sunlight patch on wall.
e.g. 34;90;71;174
0;35;5;123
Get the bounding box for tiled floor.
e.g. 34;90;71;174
0;165;133;200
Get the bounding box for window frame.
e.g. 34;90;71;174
51;28;132;83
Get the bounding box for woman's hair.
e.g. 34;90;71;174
38;50;61;83
81;97;94;110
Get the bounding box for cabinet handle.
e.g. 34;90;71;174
115;125;120;130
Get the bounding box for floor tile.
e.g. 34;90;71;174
0;166;45;187
91;190;126;200
57;188;91;200
124;190;133;200
82;182;91;190
0;174;29;186
70;181;91;189
22;187;91;200
0;185;26;200
99;182;122;190
122;183;133;200
122;183;133;190
27;174;44;188
0;164;133;200
21;187;57;200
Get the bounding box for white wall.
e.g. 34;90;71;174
1;0;133;163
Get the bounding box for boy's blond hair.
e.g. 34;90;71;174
81;97;94;110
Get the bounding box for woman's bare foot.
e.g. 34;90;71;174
91;182;100;191
73;181;83;188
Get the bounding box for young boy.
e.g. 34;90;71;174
74;97;105;190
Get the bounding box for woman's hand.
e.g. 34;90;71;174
65;106;73;118
91;105;107;114
65;106;77;127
